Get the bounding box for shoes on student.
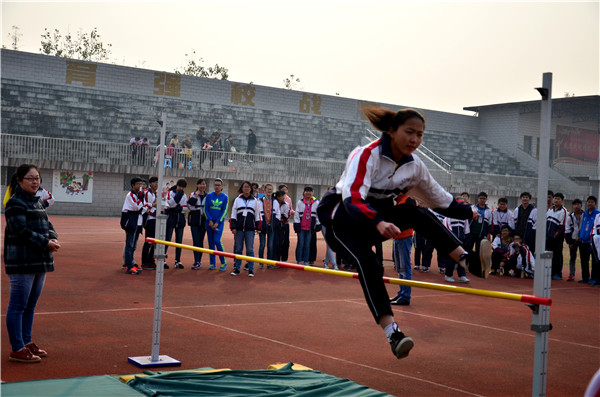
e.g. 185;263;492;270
230;269;240;276
248;271;254;278
219;264;227;271
126;266;141;275
142;263;156;270
589;280;597;285
192;262;201;270
566;274;574;282
209;264;216;270
174;261;184;269
244;264;249;271
25;342;47;357
163;264;170;269
323;263;330;269
444;275;455;282
439;268;446;274
391;298;410;306
389;330;414;360
9;347;41;363
420;267;429;273
458;276;470;283
414;266;420;271
577;279;588;283
552;275;562;280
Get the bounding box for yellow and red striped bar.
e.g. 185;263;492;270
147;238;552;307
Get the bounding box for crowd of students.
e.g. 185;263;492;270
405;190;600;287
120;177;323;277
119;175;600;287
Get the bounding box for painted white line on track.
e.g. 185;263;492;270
163;309;487;397
345;300;599;350
9;298;598;350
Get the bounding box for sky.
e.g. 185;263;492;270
1;0;598;115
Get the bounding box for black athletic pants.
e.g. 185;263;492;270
328;202;461;323
141;218;156;265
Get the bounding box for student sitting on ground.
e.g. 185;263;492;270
502;233;535;278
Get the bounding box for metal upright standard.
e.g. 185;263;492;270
531;73;553;397
128;112;181;368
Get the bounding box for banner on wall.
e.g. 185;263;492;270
555;125;599;165
52;170;93;203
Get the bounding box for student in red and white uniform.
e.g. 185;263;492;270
317;107;477;360
35;187;54;208
121;177;144;274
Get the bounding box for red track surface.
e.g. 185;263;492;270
2;216;599;396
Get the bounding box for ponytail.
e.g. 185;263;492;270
363;107;425;134
4;164;40;206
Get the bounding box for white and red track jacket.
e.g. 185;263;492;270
334;133;471;227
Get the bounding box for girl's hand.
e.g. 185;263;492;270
376;221;401;239
48;239;61;252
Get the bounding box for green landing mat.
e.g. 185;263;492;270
0;375;141;397
1;363;391;397
126;363;390;397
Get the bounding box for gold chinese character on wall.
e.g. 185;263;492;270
299;93;322;115
65;61;97;87
231;83;255;106
154;72;181;97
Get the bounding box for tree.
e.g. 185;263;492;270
283;74;301;90
175;50;229;80
7;25;22;50
40;27;112;61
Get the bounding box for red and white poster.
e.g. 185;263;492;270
555;125;599;165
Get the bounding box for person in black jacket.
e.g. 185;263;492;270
4;164;61;363
247;129;257;156
187;179;207;269
165;179;188;269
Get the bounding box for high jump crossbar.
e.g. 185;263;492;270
146;238;552;307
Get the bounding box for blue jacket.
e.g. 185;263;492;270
580;208;600;243
205;192;229;226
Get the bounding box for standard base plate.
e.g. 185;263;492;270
127;355;182;368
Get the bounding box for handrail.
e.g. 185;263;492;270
1;133;346;183
364;128;451;173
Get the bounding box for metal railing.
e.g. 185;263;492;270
1;134;346;183
365;128;452;173
3;133;590;198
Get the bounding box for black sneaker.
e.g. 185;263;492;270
389;330;414;359
163;263;170;269
230;269;240;276
248;271;254;278
244;263;249;271
174;261;184;269
391;298;410;306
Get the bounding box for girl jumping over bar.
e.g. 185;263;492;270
318;107;478;360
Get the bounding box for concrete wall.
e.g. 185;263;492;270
1;49;478;161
